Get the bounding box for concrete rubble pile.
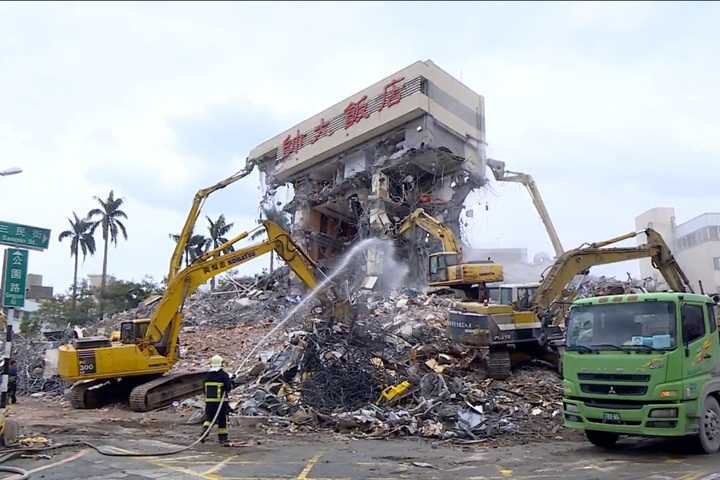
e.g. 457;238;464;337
97;268;303;334
574;274;659;298
10;334;72;398
211;291;566;445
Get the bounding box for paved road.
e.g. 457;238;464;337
3;436;720;480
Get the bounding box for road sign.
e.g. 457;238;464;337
2;249;28;308
0;221;51;251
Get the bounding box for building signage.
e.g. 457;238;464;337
279;76;416;159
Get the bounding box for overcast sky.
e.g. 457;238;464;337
1;1;718;292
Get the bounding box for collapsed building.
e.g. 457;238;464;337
248;60;488;283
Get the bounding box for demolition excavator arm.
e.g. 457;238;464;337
168;158;256;282
531;228;693;319
152;220;348;360
59;220;350;412
487;158;564;258
394;208;463;256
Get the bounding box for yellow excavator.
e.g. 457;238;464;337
487;158;564;258
392;208;504;299
58;220;349;411
58;167;351;411
447;228;693;379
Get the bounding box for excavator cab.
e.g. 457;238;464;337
487;283;541;308
428;252;459;283
120;319;150;344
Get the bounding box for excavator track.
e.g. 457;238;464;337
67;379;108;409
129;370;207;412
66;375;160;409
487;347;512;380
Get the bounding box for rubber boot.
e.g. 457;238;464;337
218;433;229;446
200;426;208;443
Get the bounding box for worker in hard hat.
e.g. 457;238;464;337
201;355;233;445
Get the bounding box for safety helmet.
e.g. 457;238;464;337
210;355;224;370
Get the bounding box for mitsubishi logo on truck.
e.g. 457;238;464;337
608;386;616;394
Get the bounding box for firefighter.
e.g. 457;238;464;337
201;355;233;445
7;360;17;404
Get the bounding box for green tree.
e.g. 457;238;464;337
88;190;128;315
19;315;41;335
251;207;291;273
57;212;97;313
205;214;235;291
31;281;100;330
101;276;165;315
169;231;210;268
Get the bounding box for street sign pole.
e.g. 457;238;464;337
2;249;28;310
0;221;51;251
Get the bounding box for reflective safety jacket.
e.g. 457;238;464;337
204;369;232;403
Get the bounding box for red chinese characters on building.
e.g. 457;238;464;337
281;129;305;157
344;95;370;129
311;117;333;144
378;77;405;112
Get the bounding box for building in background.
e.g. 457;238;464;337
635;208;720;293
87;273;115;290
26;273;53;301
248;59;489;281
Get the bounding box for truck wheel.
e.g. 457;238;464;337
585;430;619;449
694;395;720;454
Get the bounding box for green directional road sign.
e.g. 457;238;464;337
0;221;51;251
2;248;28;308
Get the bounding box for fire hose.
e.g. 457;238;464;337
0;393;228;479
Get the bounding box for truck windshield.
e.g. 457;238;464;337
566;301;677;351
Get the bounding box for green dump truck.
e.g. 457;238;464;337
563;291;720;453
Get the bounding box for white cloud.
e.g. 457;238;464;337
1;1;718;292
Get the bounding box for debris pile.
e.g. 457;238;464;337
224;292;566;445
575;274;657;298
11;335;72;398
96;268;307;333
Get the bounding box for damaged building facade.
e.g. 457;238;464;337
248;60;489;282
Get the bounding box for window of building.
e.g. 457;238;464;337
714;257;720;270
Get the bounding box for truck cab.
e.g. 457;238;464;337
562;292;720;453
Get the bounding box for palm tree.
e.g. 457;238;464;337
88;190;128;315
205;214;235;291
169;231;211;268
251;207;291;273
58;213;97;312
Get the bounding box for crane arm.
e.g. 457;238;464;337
487;158;565;257
531;228;693;315
394;208;463;256
147;220;334;352
168;159;256;282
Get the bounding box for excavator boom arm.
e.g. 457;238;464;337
150;221;326;349
394;208;463;255
168;160;256;282
487;158;564;257
531;228;692;314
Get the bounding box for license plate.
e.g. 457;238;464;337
603;412;621;422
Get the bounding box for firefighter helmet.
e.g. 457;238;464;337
210;355;224;369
